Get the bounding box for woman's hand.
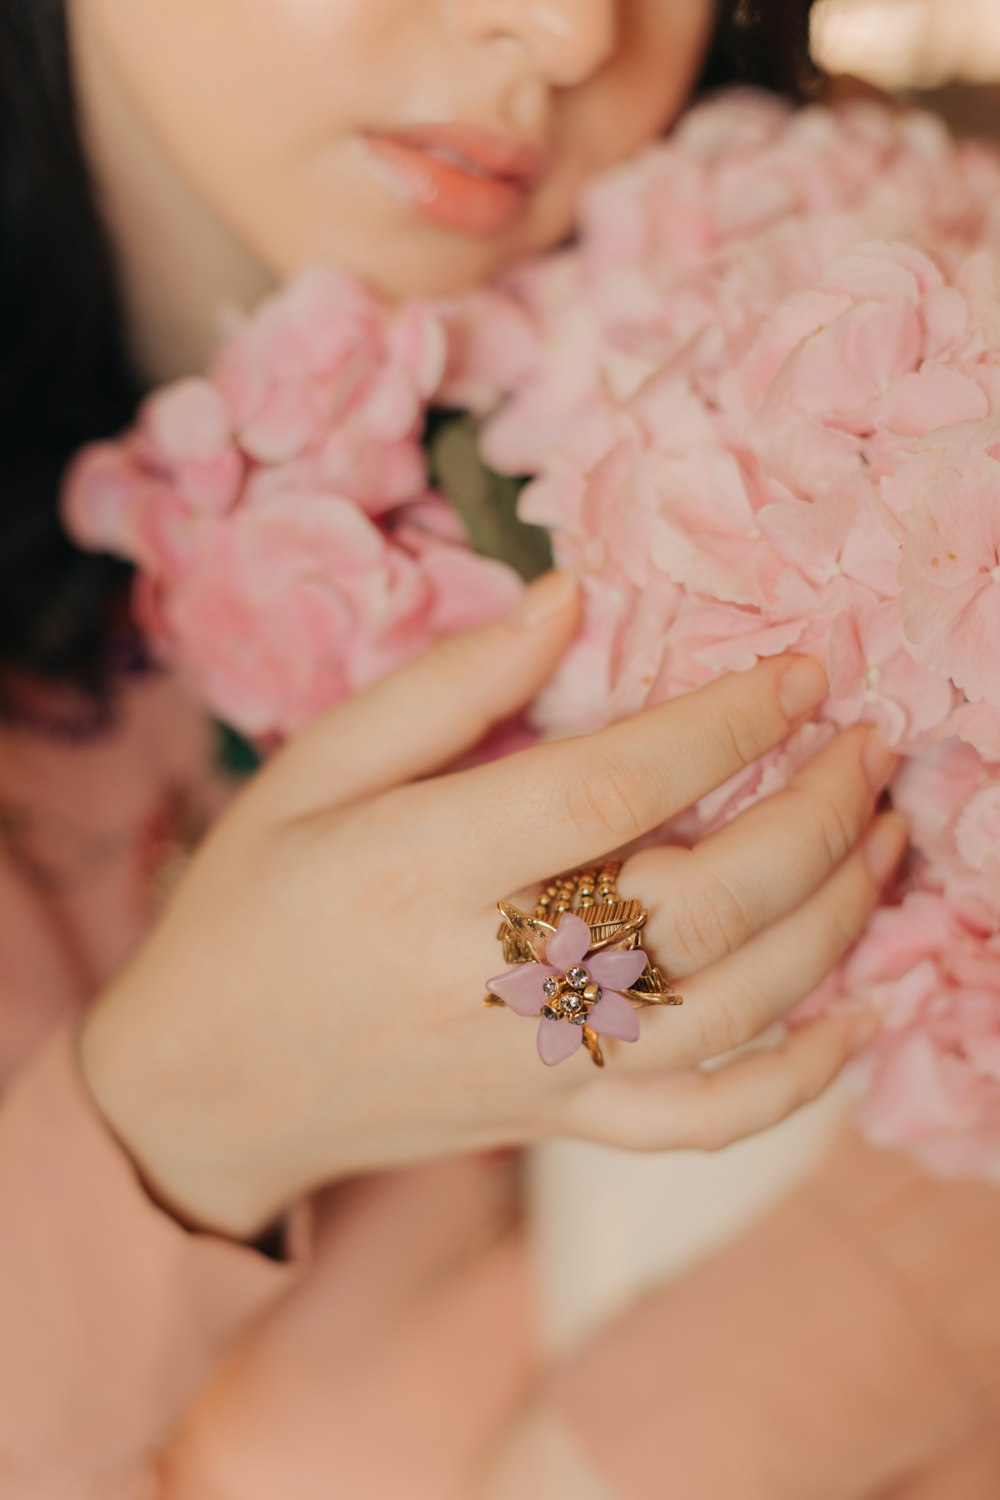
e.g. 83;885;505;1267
79;573;903;1239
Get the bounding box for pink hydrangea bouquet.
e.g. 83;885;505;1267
63;266;523;738
64;92;1000;1179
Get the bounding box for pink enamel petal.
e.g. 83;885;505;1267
588;990;641;1043
537;1017;585;1067
587;948;648;991
546;913;592;970
486;965;559;1018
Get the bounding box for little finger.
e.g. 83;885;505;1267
626;811;907;1070
623;725;897;978
558;1009;879;1153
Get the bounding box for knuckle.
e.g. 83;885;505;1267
702;964;762;1053
713;700;764;772
564;748;650;844
806;787;857;869
670;874;752;969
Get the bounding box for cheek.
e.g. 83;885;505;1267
575;0;716;170
83;1;398;211
79;0;717;296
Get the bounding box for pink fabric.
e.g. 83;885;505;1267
0;672;535;1498
0;1024;297;1485
550;1126;1000;1499
0;670;224;1007
2;670;1000;1497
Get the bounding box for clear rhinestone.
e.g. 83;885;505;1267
563;993;583;1015
541;1005;559;1020
566;966;589;990
542;977;559;999
570;1013;588;1026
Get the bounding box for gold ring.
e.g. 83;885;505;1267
484;862;682;1068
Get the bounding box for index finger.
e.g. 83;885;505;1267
443;654;829;895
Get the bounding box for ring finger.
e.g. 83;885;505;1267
619;810;908;1073
620;725;896;980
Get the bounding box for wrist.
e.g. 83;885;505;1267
132;1152;293;1260
75;990;287;1242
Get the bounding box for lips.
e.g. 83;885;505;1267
363;123;549;237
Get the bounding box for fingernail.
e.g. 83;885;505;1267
777;657;829;720
863;728;898;792
846;1009;882;1053
507;571;578;630
862;812;909;884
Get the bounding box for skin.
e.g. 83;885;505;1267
62;9;907;1490
82;576;901;1240
68;0;716;380
67;0;904;1228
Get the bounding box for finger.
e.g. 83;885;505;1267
633;811;908;1070
623;725;896;978
434;653;830;895
560;1010;878;1153
261;571;580;813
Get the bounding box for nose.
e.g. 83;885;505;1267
452;0;619;89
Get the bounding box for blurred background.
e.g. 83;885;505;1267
812;0;1000;135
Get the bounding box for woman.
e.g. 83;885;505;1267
0;3;997;1496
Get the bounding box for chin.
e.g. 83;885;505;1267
264;197;575;303
277;243;497;302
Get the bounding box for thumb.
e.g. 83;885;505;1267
266;570;580;813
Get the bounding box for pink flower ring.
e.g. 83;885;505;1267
487;902;681;1068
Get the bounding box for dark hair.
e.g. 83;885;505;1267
705;1;819;96
0;0;816;691
0;0;139;695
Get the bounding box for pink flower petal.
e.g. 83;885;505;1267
486;965;559;1017
546;913;592;970
145;378;231;464
588;990;641;1043
537;1017;585;1067
955;787;1000;873
588;948;648;991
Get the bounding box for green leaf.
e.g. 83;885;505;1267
214;721;263;778
427;413;553;582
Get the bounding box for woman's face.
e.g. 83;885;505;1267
75;0;716;298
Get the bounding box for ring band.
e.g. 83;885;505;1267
485;862;682;1068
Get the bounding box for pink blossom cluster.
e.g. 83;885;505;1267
459;94;1000;1177
63;266;521;737
62;92;1000;1176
